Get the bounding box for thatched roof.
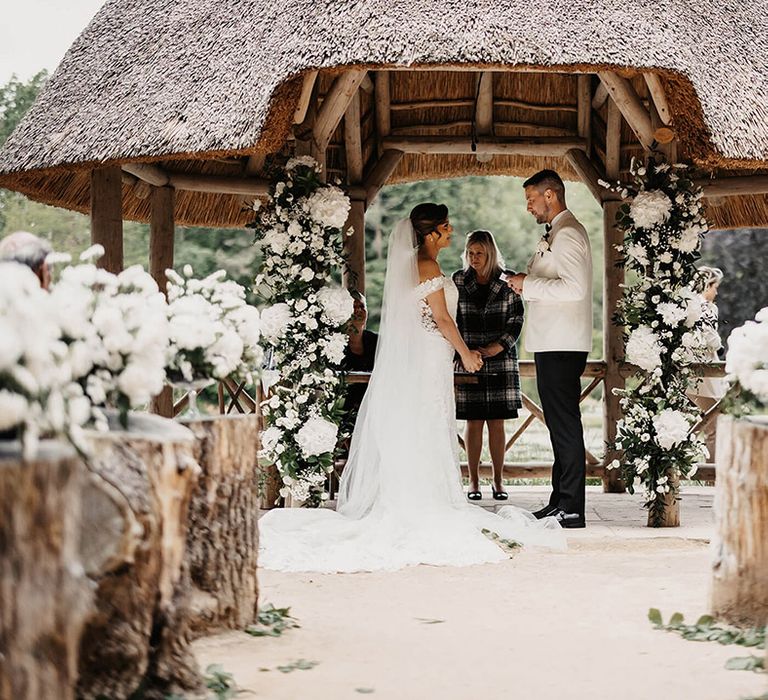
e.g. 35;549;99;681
0;0;767;228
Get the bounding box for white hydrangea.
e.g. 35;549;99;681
630;189;673;229
295;415;338;458
320;333;348;365
656;302;687;327
676;226;701;253
260;426;284;454
625;326;663;372
306;186;351;230
652;409;690;450
264;228;291;256
726;308;768;403
316;286;354;325
260;303;292;341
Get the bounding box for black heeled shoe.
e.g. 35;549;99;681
491;486;509;501
467;489;482;501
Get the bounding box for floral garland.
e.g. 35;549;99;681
723;307;768;416
603;157;711;526
249;156;354;506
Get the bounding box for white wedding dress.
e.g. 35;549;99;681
259;220;565;573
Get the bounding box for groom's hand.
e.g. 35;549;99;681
507;273;526;295
479;343;504;358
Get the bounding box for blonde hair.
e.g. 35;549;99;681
694;266;724;293
462;230;505;280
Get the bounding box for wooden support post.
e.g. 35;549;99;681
577;75;592;156
602;98;625;493
344;199;366;293
344;90;364;184
374;71;391;156
150;185;175;418
565;149;606;204
90;166;123;274
711;416;768;626
474;71;494;163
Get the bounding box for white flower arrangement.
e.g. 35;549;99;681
50;261;170;428
723;307;768;414
249;157;353;506
0;262;93;457
604;157;710;525
165;266;263;385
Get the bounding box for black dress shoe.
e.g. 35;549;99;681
467;490;482;501
550;508;586;529
491;487;509;501
532;504;559;520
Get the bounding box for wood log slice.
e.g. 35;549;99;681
180;415;260;637
711;416;768;626
76;413;203;700
0;441;93;700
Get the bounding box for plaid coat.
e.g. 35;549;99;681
452;268;524;420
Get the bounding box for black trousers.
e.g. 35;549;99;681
534;351;588;516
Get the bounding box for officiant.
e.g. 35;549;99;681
453;230;524;502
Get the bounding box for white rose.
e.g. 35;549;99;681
306;186;351;230
260;426;283;453
300;267;314;282
625;326;663;372
260;303;292;341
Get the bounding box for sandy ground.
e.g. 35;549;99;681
193;488;767;700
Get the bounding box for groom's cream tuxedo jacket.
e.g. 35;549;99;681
521;209;592;353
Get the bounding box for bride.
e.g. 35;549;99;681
259;203;564;573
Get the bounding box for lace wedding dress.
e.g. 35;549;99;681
259;220;564;573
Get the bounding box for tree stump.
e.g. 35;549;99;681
648;472;680;527
76;413;203;700
0;441;93;700
711;415;768;626
181;414;260;637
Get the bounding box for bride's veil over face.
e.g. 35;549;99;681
337;218;428;518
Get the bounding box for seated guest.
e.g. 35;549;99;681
343;290;378;416
0;231;52;289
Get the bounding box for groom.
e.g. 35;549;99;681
507;170;592;529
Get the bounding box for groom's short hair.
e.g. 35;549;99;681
523;170;566;203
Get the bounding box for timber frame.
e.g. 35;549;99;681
85;66;744;490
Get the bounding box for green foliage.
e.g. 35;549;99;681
244;603;300;637
204;664;239;699
0;71;48;145
649;608;766;667
276;659;319;673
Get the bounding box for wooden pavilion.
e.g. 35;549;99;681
1;0;767;491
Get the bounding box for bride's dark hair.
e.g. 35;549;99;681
409;203;449;247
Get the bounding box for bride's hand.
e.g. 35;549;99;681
461;350;483;373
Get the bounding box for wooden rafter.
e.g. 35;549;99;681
598;71;658;151
380;135;586;156
577;75;592;155
363;149;403;205
643;73;671;125
374;70;391;156
313;69;367;155
293;71;318;125
343;90;363;184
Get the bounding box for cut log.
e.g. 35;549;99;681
711;416;768;626
648;471;680;527
76;413;203;700
0;441;94;700
180;415;261;638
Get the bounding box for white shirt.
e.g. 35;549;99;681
522;209;593;353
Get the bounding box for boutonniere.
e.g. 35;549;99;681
536;230;551;256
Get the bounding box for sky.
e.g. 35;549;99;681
0;0;105;84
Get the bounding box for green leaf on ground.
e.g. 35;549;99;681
355;689;375;694
415;617;445;624
204;664;239;699
245;603;300;638
276;659;319;673
726;656;765;672
648;608;663;626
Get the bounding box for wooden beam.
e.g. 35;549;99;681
696;175;768;197
90;166;123;274
390;121;574;137
313;69;367;154
122;162;169;187
598;71;657;151
475;72;494;134
293;71;318;125
577;74;592;155
380;135;586;156
360;74;374;94
374;71;391;156
363;149;404;205
344;90;364;184
643;73;671;125
149;185;175;418
565;149;610;204
592;82;609;110
343;199;366;293
605;99;622;180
